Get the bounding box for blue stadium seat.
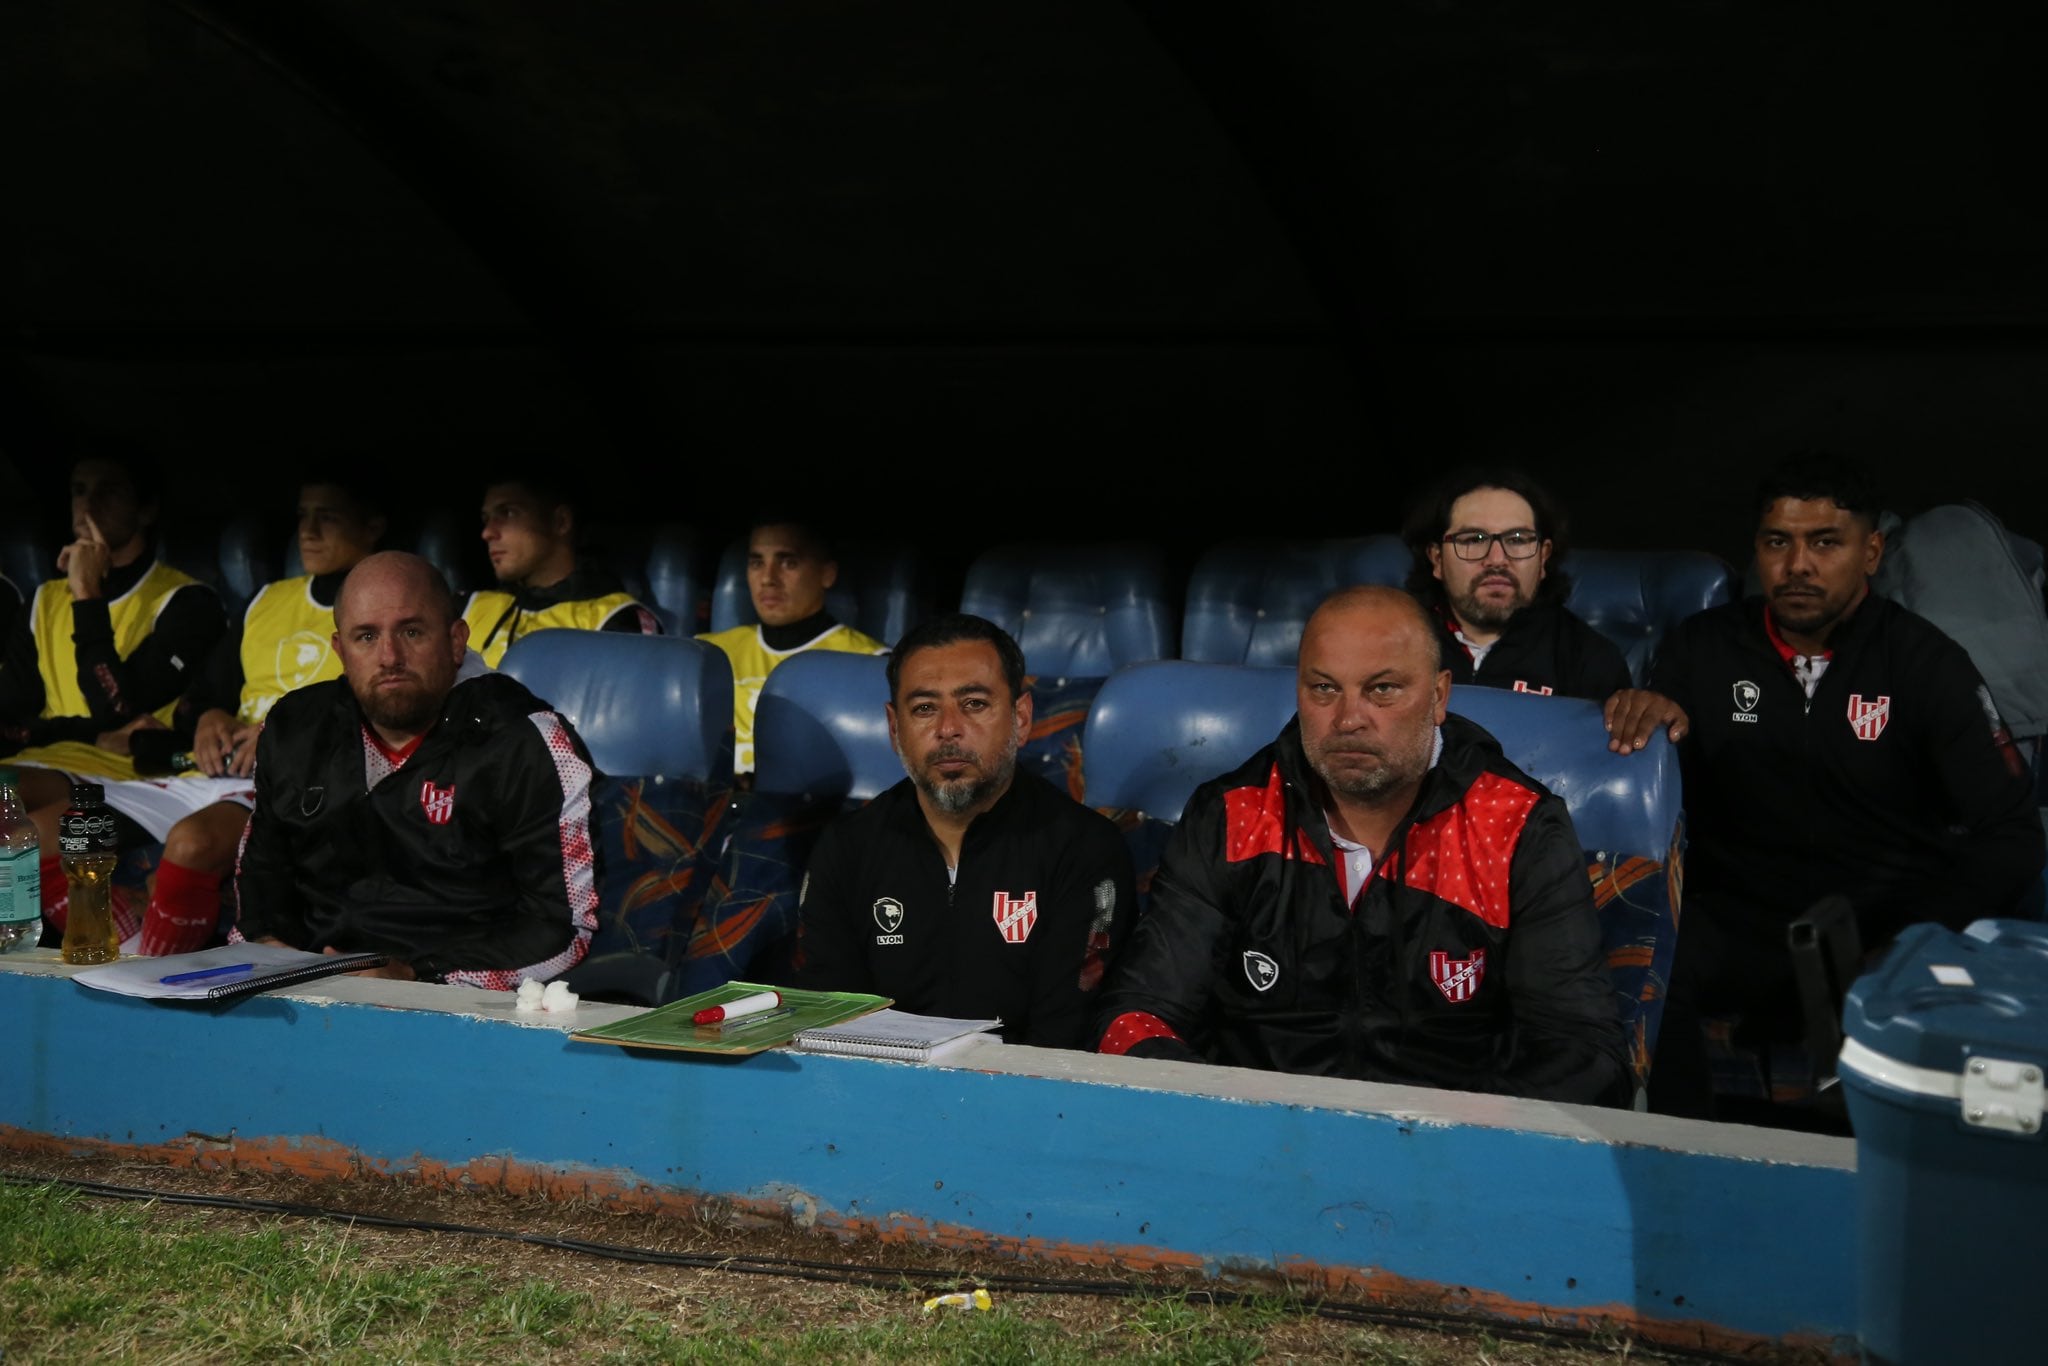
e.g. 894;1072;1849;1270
1;518;55;604
158;522;233;612
599;538;654;609
216;511;283;618
1179;535;1410;666
707;536;925;646
752;649;899;805
499;629;732;785
957;540;1177;802
498;630;737;1005
411;510;473;597
958;541;1176;677
644;522;708;636
691;648;899;998
1081;661;1684;1101
1565;549;1736;686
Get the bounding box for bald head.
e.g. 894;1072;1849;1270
1302;585;1444;674
335;551;457;634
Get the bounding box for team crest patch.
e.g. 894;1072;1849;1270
993;890;1038;944
872;897;904;933
1243;950;1279;992
300;786;325;817
1848;694;1891;741
1733;680;1760;712
419;781;456;825
1429;949;1485;1003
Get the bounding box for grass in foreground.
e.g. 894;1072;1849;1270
0;1180;1636;1364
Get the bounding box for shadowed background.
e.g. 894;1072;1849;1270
6;1;2043;603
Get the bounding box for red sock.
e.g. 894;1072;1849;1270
140;860;223;956
39;854;67;932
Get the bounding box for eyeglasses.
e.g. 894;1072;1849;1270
1441;530;1543;561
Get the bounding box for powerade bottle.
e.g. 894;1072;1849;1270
58;782;120;965
0;768;41;954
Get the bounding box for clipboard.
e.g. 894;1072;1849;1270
568;981;891;1056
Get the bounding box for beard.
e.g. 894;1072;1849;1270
1448;571;1531;632
903;734;1021;815
1307;723;1437;803
353;672;443;734
1768;582;1850;637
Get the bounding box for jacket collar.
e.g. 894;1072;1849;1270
1745;587;1881;661
883;767;1035;844
1271;711;1500;844
502;563;623;611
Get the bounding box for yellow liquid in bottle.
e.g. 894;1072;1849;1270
60;855;121;965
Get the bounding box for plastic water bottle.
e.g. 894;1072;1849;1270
0;767;41;954
59;781;120;965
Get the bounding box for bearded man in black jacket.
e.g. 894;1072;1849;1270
234;551;601;989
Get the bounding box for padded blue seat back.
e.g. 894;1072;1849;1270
1445;687;1680;862
217;512;282;617
499;630;737;1005
645;522;708;636
1565;549;1735;686
958;541;1175;677
708;537;924;646
411;511;472;598
158;523;231;609
499;629;733;784
693;648;899;998
1180;535;1410;666
1080;661;1299;820
0;519;51;605
1083;661;1678;860
751;648;899;804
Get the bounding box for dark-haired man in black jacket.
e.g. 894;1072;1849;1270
789;613;1134;1048
1094;585;1630;1105
1608;453;2046;1118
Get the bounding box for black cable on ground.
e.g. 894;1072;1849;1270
1;1169;1762;1364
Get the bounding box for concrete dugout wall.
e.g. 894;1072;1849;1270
0;958;1857;1358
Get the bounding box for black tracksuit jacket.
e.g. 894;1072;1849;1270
788;772;1135;1049
234;672;600;987
1651;594;2044;948
1093;713;1630;1105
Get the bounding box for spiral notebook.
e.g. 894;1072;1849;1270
790;1009;1002;1062
71;943;389;1003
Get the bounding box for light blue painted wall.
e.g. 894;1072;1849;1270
1;964;1857;1350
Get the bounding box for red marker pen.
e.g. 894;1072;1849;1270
693;989;781;1025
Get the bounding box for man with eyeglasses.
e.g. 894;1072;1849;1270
1401;468;1634;702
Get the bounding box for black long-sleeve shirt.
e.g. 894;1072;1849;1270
0;554;225;749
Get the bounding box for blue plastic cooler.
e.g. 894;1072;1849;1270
1838;918;2047;1366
